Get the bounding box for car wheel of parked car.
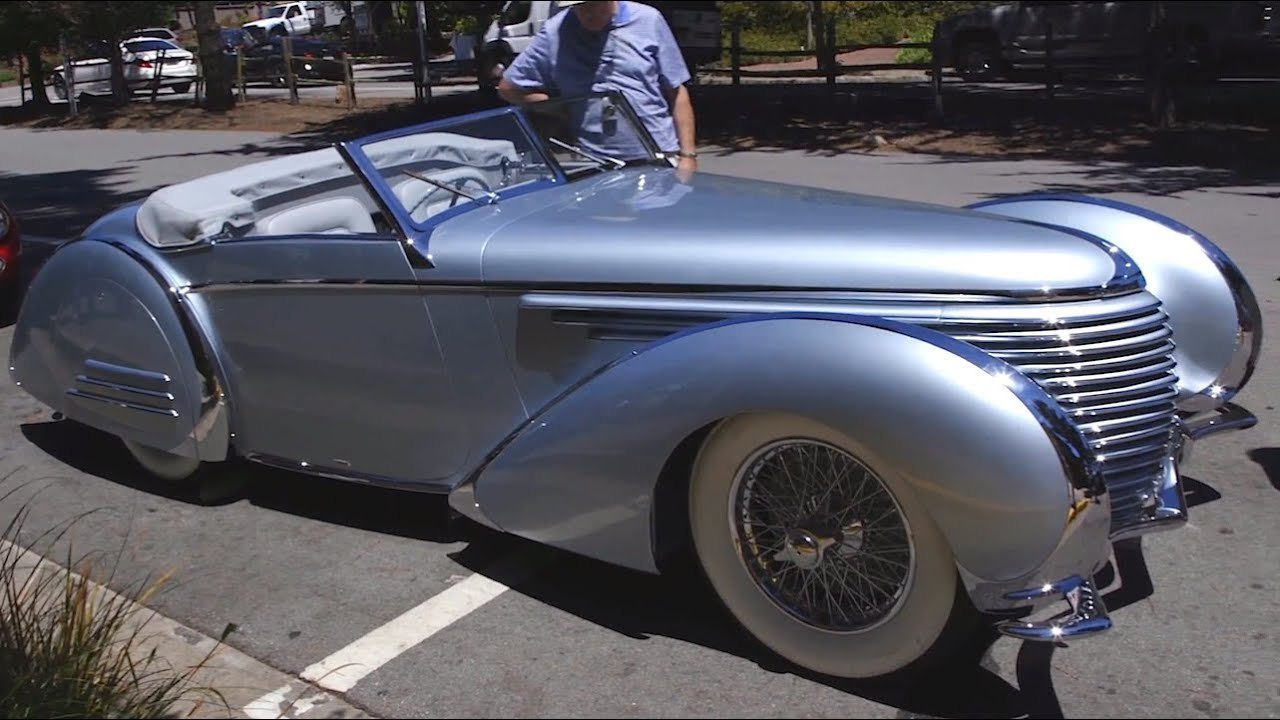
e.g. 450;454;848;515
171;82;191;94
688;412;972;679
955;39;1003;82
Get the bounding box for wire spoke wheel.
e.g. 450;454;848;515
689;413;968;679
732;439;915;633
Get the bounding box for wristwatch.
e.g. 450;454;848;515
675;150;698;159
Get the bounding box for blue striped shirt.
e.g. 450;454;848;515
503;1;692;160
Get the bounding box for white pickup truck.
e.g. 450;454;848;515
242;1;357;40
476;0;721;93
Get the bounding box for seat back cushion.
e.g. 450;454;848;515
259;196;376;235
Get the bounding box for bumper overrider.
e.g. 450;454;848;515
976;403;1256;645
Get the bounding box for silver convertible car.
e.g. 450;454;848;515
8;91;1262;680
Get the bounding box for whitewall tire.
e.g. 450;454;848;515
688;412;968;679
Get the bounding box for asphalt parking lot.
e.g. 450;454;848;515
0;120;1277;718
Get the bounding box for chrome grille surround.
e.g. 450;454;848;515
922;291;1180;538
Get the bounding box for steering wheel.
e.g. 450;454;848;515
400;167;494;220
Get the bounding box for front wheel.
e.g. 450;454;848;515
688;412;976;679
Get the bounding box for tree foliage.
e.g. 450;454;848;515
0;1;176;106
718;1;1004;46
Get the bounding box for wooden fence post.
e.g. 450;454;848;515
931;42;945;122
283;34;298;104
17;54;25;106
60;36;77;117
343;55;357;109
825;17;837;90
149;49;167;103
1045;21;1055;103
237;48;246;101
731;21;741;87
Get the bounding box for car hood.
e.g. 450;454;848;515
479;168;1132;297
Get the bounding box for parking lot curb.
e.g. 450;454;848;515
1;538;378;719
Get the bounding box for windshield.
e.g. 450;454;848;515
359;112;557;226
351;92;662;228
522;93;661;174
266;6;287;17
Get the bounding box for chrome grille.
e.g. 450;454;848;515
923;295;1179;535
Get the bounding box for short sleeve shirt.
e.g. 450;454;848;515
503;1;692;159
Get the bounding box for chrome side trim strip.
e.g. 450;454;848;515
244;452;453;494
176;278;1145;303
65;389;180;417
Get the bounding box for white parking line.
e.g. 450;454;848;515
241;546;552;714
242;684;294;719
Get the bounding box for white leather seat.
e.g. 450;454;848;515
259;196;376;235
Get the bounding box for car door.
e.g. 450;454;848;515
340;111;553;474
165;169;471;489
69;40;112;93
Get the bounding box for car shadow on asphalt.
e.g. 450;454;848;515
17;418;498;550
1246;448;1280;492
18;415;1226;718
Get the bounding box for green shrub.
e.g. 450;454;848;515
0;476;229;719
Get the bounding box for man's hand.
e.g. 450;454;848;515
675;155;697;183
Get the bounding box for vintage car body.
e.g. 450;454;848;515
7;92;1262;680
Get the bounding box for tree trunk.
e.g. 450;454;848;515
108;30;129;105
195;1;234;110
23;47;50;107
810;1;827;69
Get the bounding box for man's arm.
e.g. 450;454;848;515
498;77;550;105
665;83;697;157
497;25;555;105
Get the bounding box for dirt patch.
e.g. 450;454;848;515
0;95;411;134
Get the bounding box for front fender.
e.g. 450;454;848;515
465;313;1107;583
9;238;227;461
969;194;1263;413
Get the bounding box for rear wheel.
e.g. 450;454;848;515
171;82;191;94
688;412;976;679
122;439;245;505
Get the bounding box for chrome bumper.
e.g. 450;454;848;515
986;401;1258;644
1177;402;1258;465
995;574;1111;644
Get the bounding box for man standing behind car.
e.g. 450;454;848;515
497;0;699;178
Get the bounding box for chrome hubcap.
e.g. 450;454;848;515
731;439;915;633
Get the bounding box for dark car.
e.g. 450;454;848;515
933;0;1280;82
227;35;347;86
